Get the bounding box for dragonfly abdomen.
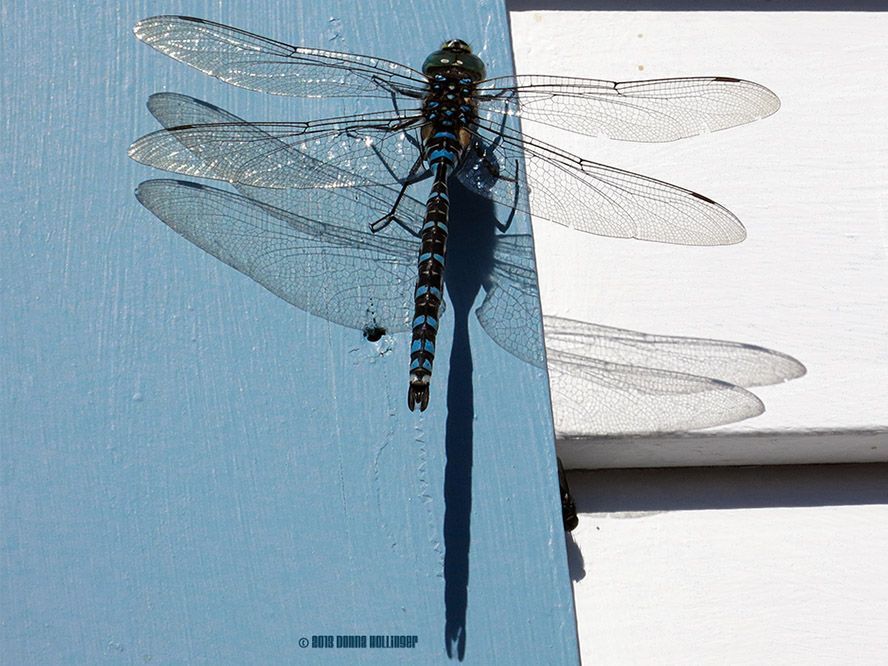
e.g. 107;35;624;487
407;122;471;411
408;155;454;412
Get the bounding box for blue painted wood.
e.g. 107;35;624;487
1;0;578;663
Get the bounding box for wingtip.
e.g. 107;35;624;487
132;16;160;39
725;225;747;246
760;84;782;118
133;15;195;41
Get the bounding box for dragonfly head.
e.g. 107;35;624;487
423;39;486;81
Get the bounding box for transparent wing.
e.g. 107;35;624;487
129;94;424;191
135;179;417;334
478;283;778;434
479;75;780;142
132;179;793;438
460;119;746;245
542;315;805;437
542;316;806;388
129;93;428;230
133;15;428;99
131;97;747;246
475;234;547;369
132;97;544;362
547;350;765;437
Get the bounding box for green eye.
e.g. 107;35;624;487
422;40;486;81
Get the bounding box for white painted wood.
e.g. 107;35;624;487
507;12;887;665
564;464;888;666
510;11;887;465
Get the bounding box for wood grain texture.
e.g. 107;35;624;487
1;1;578;663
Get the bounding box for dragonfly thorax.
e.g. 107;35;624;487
420;42;483;146
422;74;478;127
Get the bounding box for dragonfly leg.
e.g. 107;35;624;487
370;180;410;232
495;160;521;233
370;153;428;234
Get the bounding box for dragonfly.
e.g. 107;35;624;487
129;15;781;411
131;92;803;439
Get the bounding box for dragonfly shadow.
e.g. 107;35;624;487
441;180;501;660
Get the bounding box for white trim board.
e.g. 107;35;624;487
510;11;887;466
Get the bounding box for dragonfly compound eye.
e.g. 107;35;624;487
422;40;486;81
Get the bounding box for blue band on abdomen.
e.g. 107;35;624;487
414;284;443;299
413;315;438;330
